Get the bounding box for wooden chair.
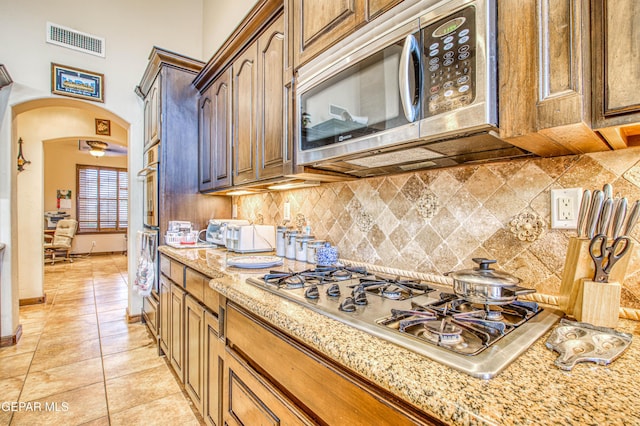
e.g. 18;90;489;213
44;219;78;264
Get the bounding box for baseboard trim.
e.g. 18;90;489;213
0;324;23;347
126;308;142;324
19;294;47;306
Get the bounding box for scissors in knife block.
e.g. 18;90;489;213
588;234;631;283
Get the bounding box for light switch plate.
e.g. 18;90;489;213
550;188;583;229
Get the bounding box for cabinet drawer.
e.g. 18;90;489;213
224;348;312;426
170;259;184;285
142;295;158;337
185;268;206;302
160;255;171;277
226;304;434;425
204;284;220;316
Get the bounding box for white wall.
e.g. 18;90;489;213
202;0;260;59
0;0;204;333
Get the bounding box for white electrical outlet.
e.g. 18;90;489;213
550;188;583;229
283;200;291;221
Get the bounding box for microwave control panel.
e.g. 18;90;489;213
423;5;476;118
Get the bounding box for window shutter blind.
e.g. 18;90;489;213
77;165;128;233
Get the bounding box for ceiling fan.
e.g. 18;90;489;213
78;140;128;157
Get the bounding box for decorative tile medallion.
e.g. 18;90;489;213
509;212;545;242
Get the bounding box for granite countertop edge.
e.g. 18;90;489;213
158;246;640;426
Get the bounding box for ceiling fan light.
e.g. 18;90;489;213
89;148;105;157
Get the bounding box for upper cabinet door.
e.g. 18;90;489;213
365;0;403;21
198;93;214;192
233;44;258;185
591;0;640;147
292;0;362;67
257;15;286;180
148;75;161;148
199;69;233;192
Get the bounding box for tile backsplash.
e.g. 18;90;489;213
236;148;640;309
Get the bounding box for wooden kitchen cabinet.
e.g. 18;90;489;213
204;310;223;426
498;0;610;156
223;348;313;426
170;282;185;382
225;303;437;425
199;68;233;192
590;0;640;148
159;275;171;355
143;75;161;149
256;14;289;180
232;44;259;185
185;294;205;415
291;0;404;67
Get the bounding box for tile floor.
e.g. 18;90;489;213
0;254;202;425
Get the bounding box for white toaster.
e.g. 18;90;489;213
225;225;276;253
205;219;250;246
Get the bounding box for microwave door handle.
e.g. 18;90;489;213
399;34;420;122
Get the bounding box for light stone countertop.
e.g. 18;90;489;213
159;245;640;426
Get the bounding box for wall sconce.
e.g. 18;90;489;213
17;137;31;172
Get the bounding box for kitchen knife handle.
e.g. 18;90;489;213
598;198;613;237
624;200;640;236
587;190;604;239
612;198;627;240
576;190;591;237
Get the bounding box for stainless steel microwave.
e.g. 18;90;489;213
295;0;532;177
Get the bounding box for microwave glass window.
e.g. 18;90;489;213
423;5;476;118
300;39;412;151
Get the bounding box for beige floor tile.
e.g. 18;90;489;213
79;416;110;425
20;321;45;335
96;308;127;324
44;313;98;335
0;375;26;402
37;325;100;347
105;363;182;413
94;292;127;304
20;357;104;401
0;352;33;380
12;382;108;426
102;345;165;380
98;318;136;338
49;303;97;318
109;392;200;426
0;334;40;359
54;290;95;303
30;338;102;372
100;325;153;356
96;300;127;313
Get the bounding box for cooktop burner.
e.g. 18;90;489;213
246;268;562;378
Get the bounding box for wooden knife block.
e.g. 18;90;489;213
559;237;633;317
573;279;621;328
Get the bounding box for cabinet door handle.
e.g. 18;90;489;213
399;34;421;123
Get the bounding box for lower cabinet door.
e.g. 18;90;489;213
223;349;313;426
185;295;205;415
159;276;171;355
204;310;222;426
170;283;185;382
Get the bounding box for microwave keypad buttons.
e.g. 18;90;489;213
423;5;476;117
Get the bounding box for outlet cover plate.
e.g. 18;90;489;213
550;188;583;230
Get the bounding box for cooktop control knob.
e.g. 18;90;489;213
339;297;356;312
326;284;341;297
305;284;319;300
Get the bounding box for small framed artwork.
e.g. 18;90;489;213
95;118;111;136
51;63;104;102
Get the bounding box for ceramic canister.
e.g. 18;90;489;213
295;235;315;262
276;226;288;257
316;243;338;266
285;229;298;259
306;240;326;264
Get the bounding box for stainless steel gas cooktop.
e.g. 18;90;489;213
246;266;563;379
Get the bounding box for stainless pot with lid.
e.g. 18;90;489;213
446;258;536;305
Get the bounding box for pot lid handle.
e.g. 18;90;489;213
473;258;497;271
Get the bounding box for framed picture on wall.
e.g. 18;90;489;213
51;63;104;102
95;118;110;136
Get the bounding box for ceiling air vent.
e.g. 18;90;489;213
46;22;105;57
